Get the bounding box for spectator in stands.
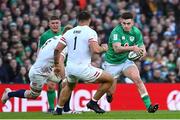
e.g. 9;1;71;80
166;71;178;83
141;61;152;83
0;57;9;83
152;68;164;83
14;66;29;84
0;41;9;57
6;59;20;83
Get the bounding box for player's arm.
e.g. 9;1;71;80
54;40;66;80
54;25;72;80
59;50;67;87
113;42;140;53
139;45;146;58
36;40;41;55
136;29;146;58
89;41;108;54
89;31;108;54
58;47;67;81
37;35;45;55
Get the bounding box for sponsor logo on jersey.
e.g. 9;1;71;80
122;36;125;40
129;36;135;42
113;34;118;40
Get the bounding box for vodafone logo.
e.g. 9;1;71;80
167;90;180;110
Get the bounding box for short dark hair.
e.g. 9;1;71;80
49;15;59;21
77;11;91;21
63;24;73;34
121;12;133;19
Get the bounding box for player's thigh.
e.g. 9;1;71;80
73;65;113;83
62;76;77;91
103;61;123;79
47;81;56;90
29;74;47;98
67;81;76;90
123;63;141;81
67;64;102;83
95;70;114;84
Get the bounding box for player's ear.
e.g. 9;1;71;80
88;19;91;25
131;20;134;25
48;21;51;27
119;18;123;25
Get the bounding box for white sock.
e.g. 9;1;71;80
141;92;148;98
56;104;64;108
92;97;98;102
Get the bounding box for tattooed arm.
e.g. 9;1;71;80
54;42;66;80
112;42;141;53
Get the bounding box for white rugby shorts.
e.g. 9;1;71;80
66;63;103;83
103;59;136;79
28;68;48;91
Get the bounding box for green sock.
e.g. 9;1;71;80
47;90;56;110
142;95;151;109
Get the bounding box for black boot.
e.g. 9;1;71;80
86;100;105;114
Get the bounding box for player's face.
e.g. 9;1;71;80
49;20;60;33
121;19;133;32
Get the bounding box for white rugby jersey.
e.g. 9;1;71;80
31;35;67;75
60;25;98;65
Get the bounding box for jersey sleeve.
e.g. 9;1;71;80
60;47;67;58
38;35;45;48
135;30;144;47
88;30;98;42
59;32;68;45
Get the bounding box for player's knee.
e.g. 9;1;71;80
132;75;142;84
67;82;76;90
104;72;114;84
47;81;56;91
96;71;113;84
30;89;41;99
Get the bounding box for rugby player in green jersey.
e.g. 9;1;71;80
104;12;158;113
38;15;62;113
38;16;73;114
38;16;63;48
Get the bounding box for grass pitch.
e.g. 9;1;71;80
0;111;180;119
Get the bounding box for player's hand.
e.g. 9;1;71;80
132;45;140;52
138;49;143;57
101;44;108;51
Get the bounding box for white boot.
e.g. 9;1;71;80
1;88;11;104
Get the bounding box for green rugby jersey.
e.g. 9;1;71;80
38;28;63;48
38;27;67;64
105;25;144;64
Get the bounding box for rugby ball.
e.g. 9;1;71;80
48;72;61;83
128;51;141;61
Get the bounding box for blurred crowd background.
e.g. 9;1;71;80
0;0;179;84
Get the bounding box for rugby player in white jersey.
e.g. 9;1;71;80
53;11;114;115
1;26;72;103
